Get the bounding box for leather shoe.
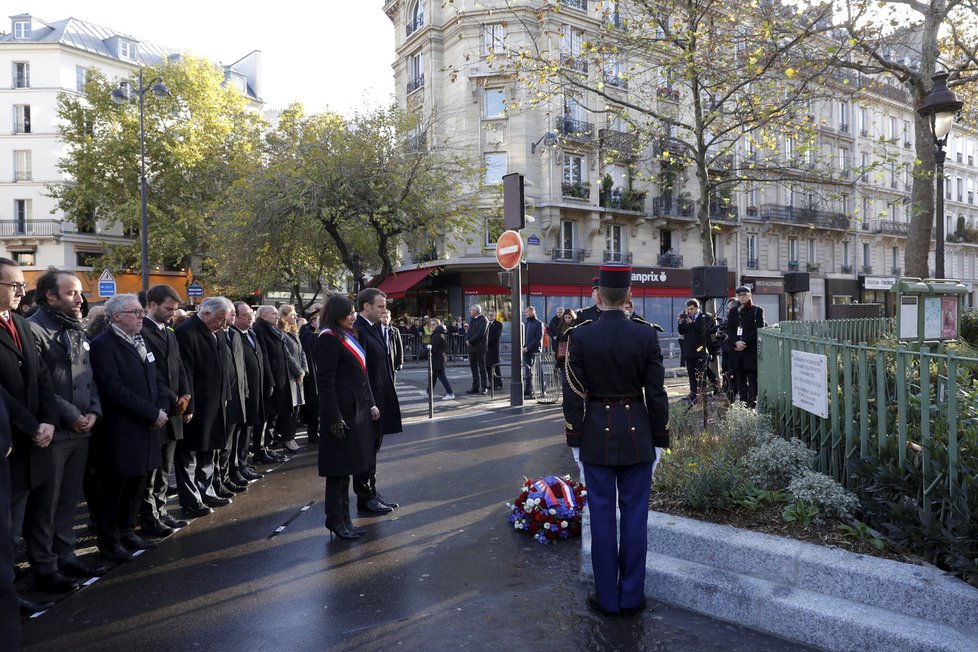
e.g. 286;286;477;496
34;569;79;593
140;518;174;538
240;467;264;481
374;492;399;509
213;483;236;499
18;595;55;615
619;597;649;618
121;532;158;550
59;558;107;578
252;450;277;464
281;439;301;453
182;503;213;518
586;593;619;618
225;479;248;493
203;495;232;508
160;513;189;529
99;542;133;562
465;389;480;394
357;498;394;514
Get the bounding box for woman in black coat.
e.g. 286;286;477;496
428;319;454;399
316;294;379;540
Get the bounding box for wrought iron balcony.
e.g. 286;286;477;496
561;0;587;10
603;72;628;89
874;220;909;236
599;129;638;156
807;262;821;273
758;204;849;230
841;264;853;274
861;265;873;274
407;74;424;94
551;248;587;263
560;53;588;73
787;260;800;271
0;219;62;237
599;187;646;212
406;15;424;37
654;137;686;158
603;250;633;263
710;206;739;224
891;267;902;276
557;116;593;142
746;258;759;269
561;181;591;200
657;252;684;268
651;196;694;219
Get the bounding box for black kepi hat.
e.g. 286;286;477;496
591;276;600;289
599;264;632;289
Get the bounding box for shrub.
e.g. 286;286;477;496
678;456;749;512
787;470;859;523
744;437;815;490
715;403;775;450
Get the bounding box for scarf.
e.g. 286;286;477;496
41;304;86;364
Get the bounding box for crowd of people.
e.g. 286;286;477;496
0;257;410;646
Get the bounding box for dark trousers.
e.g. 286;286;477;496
324;475;352;528
583;461;654;613
732;351;758;408
353;427;382;505
142;440;176;523
522;352;542;396
252;419;271;454
468;350;488;391
487;347;502;388
216;421;239;487
686;355;719;397
276;408;298;443
429;368;453;395
300;393;319;441
0;453;19;651
25;437;89;574
234;424;253;470
175;442;217;508
96;473;147;547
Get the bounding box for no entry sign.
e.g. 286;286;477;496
495;230;524;270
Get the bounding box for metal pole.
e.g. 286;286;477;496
935;147;947;279
138;68;150;294
427;344;434;419
510;264;524;406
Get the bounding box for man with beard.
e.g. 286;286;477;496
25;270;107;591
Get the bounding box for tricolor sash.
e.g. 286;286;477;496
532;477;576;510
320;327;366;375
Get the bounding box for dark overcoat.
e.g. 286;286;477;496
486;319;502;370
89;330;168;477
253;319;290;416
235;326;272;426
677;311;717;360
465;314;489;353
140;317;190;441
354;314;402;436
174;315;229;451
562;310;669;466
316;330;376;477
299;323;319;402
725;303;765;371
223;328;248;427
429;324;449;373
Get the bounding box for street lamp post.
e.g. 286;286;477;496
110;68;170;293
918;71;964;279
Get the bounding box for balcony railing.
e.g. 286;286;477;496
651;196;695;219
874;219;909;236
841;264;853;274
561;181;591;200
0;219;62;237
560;53;588;73
861;265;873;274
758;204;849;230
603;250;633;263
599;187;646;212
656;86;680;101
658;252;684;268
654;137;686;158
787;260;800;271
599;129;638;156
891;267;902;276
561;0;587;10
551;248;587;263
406;15;424;37
709;206;739;224
746;258;759;269
807;262;821;273
557;116;594;142
407;74;424;94
604;72;628;89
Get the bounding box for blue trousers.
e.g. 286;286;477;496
583;461;654;613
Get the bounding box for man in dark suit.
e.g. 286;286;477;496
0;383;19;644
139;284;192;537
299;306;322;444
216;315;248;494
174;297;234;517
726;286;765;409
486;311;503;390
563;264;668;618
90;294;170;561
522;306;544;399
380;309;403;377
353;288;401;515
465;305;489;394
0;259;60;603
231;302;269;478
26;270;106;591
253;306;291;461
677;298;719;401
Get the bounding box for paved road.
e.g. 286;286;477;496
18;371;809;651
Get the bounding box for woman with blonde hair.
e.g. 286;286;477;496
275;304;307;452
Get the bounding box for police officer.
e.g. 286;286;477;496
725;285;764;408
562;264;669;618
574;277;602;325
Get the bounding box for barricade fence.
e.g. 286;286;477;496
757;319;974;517
401;332;468;362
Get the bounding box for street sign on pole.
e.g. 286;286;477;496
98;269;116;298
495;230;524;271
187;281;204;298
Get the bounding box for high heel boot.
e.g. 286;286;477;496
324;477;361;540
342;492;365;536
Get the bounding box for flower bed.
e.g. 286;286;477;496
507;475;587;545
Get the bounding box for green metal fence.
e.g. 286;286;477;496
757;318;976;502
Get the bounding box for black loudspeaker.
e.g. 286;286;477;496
784;271;810;293
690;266;728;298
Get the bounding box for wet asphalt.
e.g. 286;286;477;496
17;365;811;651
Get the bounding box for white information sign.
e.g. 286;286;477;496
790;351;828;419
899;295;918;340
923;296;941;340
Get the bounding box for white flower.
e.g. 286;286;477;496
561;521;568;529
543;523;550;530
549;508;557;515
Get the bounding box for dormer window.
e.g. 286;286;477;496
13;20;31;39
226;71;247;95
119;40;138;62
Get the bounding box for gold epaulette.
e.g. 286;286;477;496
631;317;664;332
567;320;592;333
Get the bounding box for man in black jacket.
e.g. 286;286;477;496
231;302;271;476
522;306;544;399
726;286;765;409
465;305;489;394
299;306;321;444
0;398;17;647
677;298;719;401
216;316;248;495
253;306;291;461
139;284;191;537
487;312;503;390
26;270;106;590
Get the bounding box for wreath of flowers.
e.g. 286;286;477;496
506;475;587;545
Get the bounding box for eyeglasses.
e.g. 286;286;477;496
0;281;28;293
119;309;147;317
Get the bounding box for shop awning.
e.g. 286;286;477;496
375;267;436;299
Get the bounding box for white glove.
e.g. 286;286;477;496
572;447;585;481
650;447;664;478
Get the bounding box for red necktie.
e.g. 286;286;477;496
1;313;22;353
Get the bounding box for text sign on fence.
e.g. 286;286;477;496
790;350;828;418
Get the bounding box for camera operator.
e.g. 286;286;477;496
677;299;719;402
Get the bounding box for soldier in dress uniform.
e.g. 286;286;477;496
574;277;603;325
562;264;669;618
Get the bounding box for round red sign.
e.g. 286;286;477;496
495;230;524;270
